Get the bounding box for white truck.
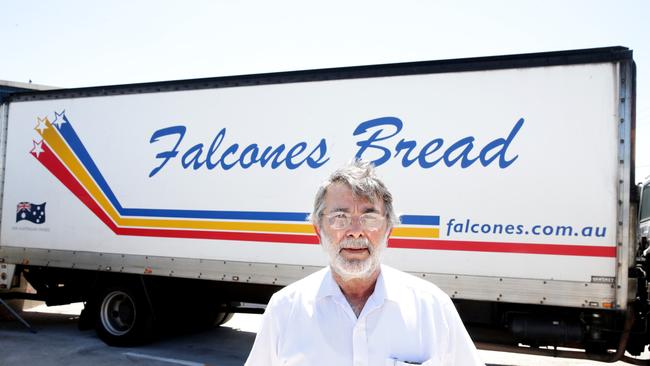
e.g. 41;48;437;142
0;46;647;362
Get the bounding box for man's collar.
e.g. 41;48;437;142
378;264;409;302
315;265;404;303
315;266;343;301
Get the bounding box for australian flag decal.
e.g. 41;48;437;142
16;202;46;224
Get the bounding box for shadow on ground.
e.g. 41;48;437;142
0;311;256;366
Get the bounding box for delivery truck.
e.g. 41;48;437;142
0;46;647;363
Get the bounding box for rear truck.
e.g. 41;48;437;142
0;47;647;362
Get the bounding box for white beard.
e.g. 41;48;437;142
321;232;388;281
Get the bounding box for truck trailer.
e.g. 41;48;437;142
1;46;648;363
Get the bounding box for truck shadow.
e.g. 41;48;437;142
1;311;258;366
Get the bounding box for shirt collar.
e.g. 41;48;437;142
315;265;403;303
378;264;409;302
315;266;344;301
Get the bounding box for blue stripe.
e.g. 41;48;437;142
122;208;309;221
58;121;125;211
56;118;310;222
400;215;440;226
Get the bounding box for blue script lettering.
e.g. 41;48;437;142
353;117;524;168
149;126;186;177
149;126;329;176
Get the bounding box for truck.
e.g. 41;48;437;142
0;46;647;363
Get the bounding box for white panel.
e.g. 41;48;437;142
1;63;619;283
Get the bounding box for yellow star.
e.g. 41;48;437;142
34;117;49;135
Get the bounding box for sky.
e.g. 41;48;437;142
1;0;649;180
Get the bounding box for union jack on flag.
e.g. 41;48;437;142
16;202;31;212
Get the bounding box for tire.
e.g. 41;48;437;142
215;312;234;326
204;302;234;327
94;285;154;346
181;302;233;330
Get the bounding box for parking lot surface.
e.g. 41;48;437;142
0;302;647;365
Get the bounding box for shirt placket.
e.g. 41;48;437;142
328;272;386;366
352;315;368;366
352;296;384;366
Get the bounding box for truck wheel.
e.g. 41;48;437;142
94;286;153;346
186;304;233;329
215;312;234;326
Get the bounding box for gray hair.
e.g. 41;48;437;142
309;160;398;228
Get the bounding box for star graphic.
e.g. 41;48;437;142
30;140;44;158
52;110;68;129
34;117;49;135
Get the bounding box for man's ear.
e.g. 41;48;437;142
382;226;393;244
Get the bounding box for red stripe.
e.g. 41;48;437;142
35;144;320;244
120;227;320;244
33;145;616;258
388;238;616;257
35;145;119;232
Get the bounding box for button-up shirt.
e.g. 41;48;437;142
245;265;484;365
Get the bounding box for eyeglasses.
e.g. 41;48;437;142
324;212;386;231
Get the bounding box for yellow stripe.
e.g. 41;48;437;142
392;227;439;238
131;219;316;233
41;121;122;223
40;122;316;234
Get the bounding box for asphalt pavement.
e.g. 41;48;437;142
0;303;255;366
0;302;647;366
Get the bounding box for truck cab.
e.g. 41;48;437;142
640;178;650;251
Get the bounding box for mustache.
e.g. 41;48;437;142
339;238;371;250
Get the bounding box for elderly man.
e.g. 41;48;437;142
245;160;484;365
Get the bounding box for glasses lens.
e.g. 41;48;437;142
327;213;351;230
360;213;384;231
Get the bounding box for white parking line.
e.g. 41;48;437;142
124;352;208;366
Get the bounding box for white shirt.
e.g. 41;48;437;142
245;265;484;366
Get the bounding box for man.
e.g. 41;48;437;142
246;160;484;365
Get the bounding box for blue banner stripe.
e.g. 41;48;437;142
58;120;125;211
400;215;440;226
123;208;309;221
56;117;312;222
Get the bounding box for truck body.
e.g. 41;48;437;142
0;47;646;361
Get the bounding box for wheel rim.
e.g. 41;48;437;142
100;290;136;336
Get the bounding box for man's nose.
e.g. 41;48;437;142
346;217;364;238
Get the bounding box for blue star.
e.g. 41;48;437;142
52;110;69;129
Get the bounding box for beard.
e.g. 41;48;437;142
321;232;388;281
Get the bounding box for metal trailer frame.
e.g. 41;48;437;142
616;57;636;310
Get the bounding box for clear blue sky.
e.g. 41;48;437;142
1;0;649;179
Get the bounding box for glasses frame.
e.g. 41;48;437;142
323;211;386;231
